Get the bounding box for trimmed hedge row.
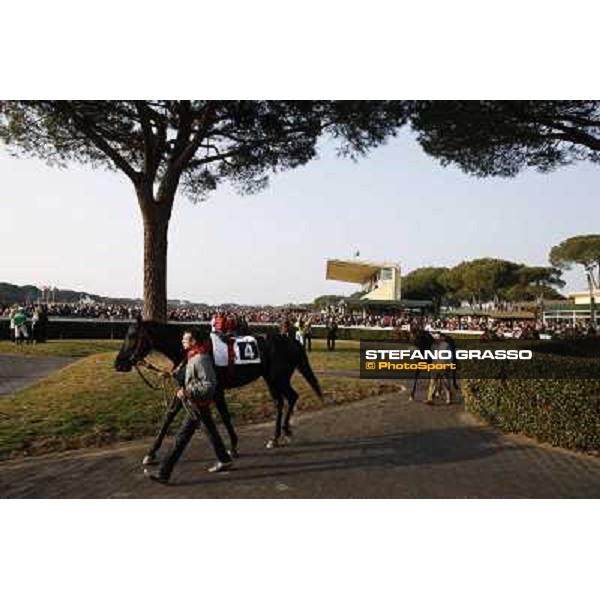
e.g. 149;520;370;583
311;328;484;342
463;358;600;451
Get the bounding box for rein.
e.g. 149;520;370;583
127;321;195;417
129;320;173;408
135;358;167;390
135;360;172;410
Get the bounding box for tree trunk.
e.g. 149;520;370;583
142;208;170;322
586;268;597;327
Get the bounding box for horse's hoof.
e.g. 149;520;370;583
408;395;415;402
228;448;239;459
266;439;279;449
142;454;158;466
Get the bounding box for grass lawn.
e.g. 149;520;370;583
0;340;401;460
304;339;360;371
0;338;361;361
0;339;122;358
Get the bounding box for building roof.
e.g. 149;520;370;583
325;259;397;284
569;291;600;297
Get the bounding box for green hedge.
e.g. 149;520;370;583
310;327;483;342
463;357;600;451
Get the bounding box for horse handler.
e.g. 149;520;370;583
425;334;456;405
144;329;233;485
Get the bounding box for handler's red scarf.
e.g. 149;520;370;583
186;341;210;359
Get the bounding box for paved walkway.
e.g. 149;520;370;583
0;354;75;395
1;391;598;498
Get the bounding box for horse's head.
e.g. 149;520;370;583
409;324;436;350
408;324;422;345
114;315;154;372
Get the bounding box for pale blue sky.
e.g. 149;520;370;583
1;129;598;305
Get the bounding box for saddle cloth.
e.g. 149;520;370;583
210;333;261;367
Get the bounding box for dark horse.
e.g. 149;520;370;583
408;327;459;402
114;317;323;464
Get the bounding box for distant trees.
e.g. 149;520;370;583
550;235;600;324
401;267;452;313
402;258;565;312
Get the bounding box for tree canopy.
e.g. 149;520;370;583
408;101;600;177
549;235;600;276
0;101;409;202
549;235;600;323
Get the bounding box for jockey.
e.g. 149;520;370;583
223;312;238;335
145;329;233;484
212;311;225;333
12;306;29;344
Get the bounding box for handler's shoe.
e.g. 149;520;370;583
207;461;233;473
144;468;170;485
142;453;159;466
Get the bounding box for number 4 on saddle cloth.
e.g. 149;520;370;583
210;333;261;368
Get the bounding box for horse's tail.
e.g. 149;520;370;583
296;346;323;398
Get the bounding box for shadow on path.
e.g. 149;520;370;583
177;425;512;487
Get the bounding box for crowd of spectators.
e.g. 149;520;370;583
1;300;597;340
1;302;141;320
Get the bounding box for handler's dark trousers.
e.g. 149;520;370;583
159;403;231;480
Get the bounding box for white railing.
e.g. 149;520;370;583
543;309;593;323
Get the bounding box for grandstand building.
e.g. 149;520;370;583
568;290;600;305
325;259;432;315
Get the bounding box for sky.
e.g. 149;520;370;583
1;129;599;305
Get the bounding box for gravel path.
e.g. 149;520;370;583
0;353;76;396
1;389;598;498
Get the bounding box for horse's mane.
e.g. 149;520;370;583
143;320;186;364
410;329;435;351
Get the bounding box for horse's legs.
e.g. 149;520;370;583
282;382;299;438
264;377;285;449
273;396;284;446
409;370;421;402
214;388;239;456
444;373;454;405
142;395;183;465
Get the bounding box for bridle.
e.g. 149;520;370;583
125;321;200;420
127;322;172;406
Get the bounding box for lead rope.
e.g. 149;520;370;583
135;357;203;427
135;360;171;410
